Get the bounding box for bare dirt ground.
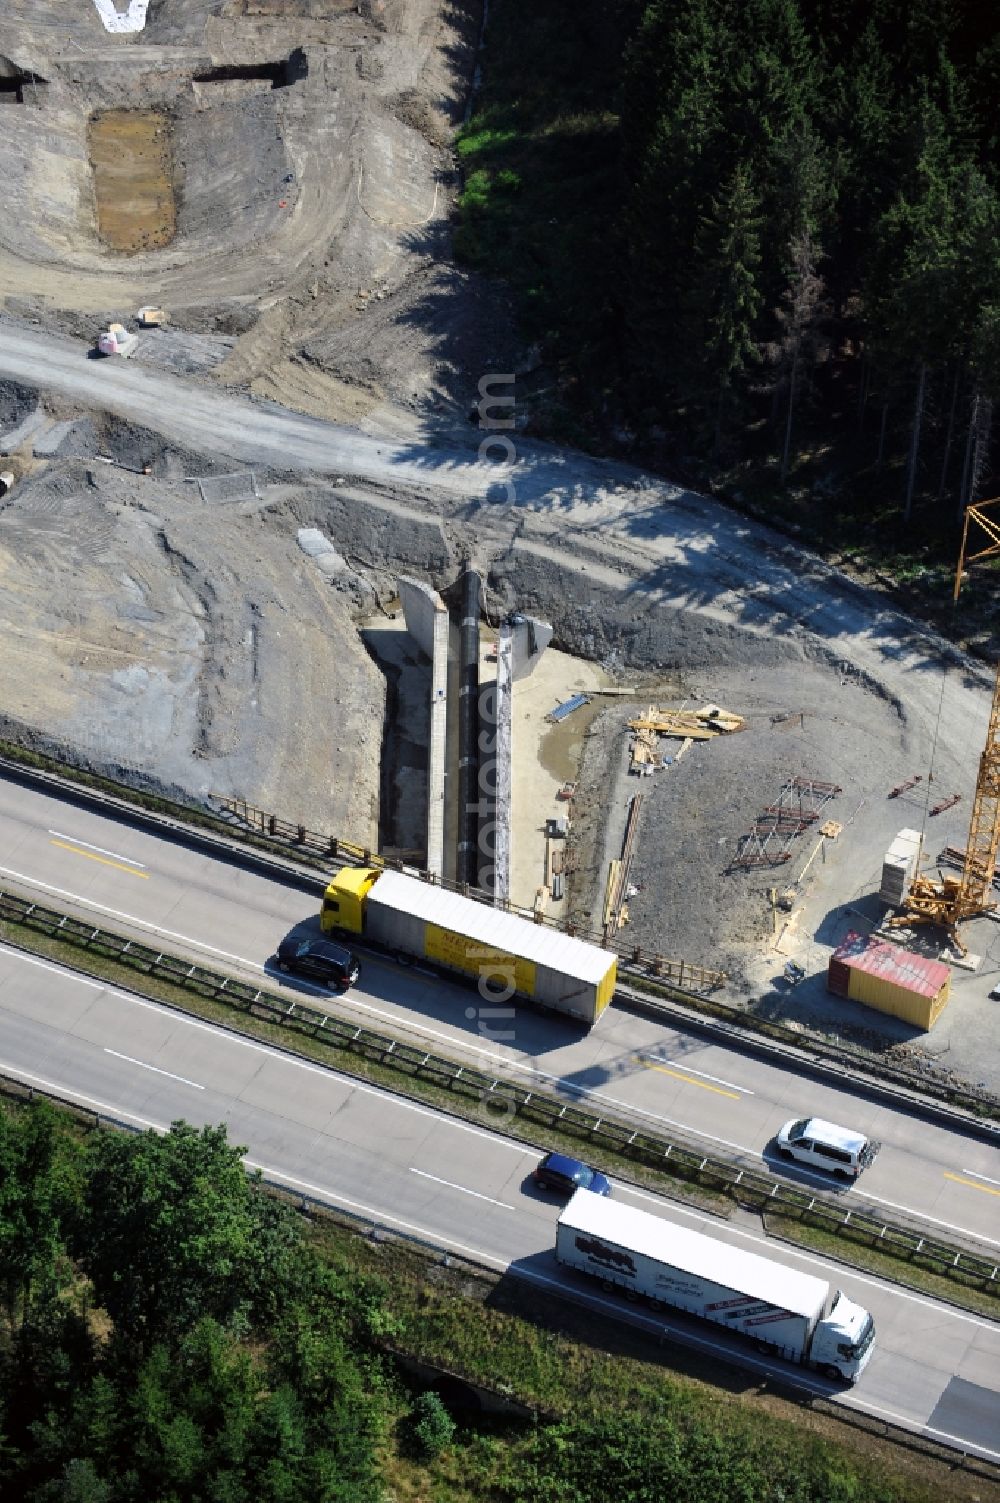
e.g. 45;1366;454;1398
0;0;493;839
0;0;516;435
89;108;176;252
1;1;999;1101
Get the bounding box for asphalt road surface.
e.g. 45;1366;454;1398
2;322;1000;1458
0;933;997;1461
1;772;999;1253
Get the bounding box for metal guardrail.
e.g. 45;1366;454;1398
0;739;996;1133
1;887;997;1303
0;748;331;880
1;1068;994;1482
616;980;1000;1134
212;795;727;995
206;799;999;1125
4;744;995;1125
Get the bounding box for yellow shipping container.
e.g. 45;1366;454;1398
829;931;950;1031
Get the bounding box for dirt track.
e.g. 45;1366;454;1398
0;0;489;430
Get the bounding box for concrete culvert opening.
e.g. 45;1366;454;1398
430;1377;482;1415
192;50;308;91
0;61;46;105
88;109;176;253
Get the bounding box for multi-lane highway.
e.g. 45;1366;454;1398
1;773;998;1254
1;922;998;1460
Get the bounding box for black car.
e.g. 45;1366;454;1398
533;1151;612;1197
276;937;359;991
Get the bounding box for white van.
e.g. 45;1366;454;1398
775;1117;879;1179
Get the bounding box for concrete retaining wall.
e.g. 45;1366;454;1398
399;577;449;878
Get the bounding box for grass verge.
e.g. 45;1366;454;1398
5;730;996;1128
3;907;998;1321
306;1208;1000;1503
766;1212;1000;1320
0;911;728;1216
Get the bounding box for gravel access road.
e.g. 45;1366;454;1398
2;319;991;772
4;321;1000;1079
0;321;982;695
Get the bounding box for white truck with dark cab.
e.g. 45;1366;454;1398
556;1191;875;1383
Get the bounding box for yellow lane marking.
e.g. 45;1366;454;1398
944;1172;1000;1199
640;1061;741;1100
50;839;150;879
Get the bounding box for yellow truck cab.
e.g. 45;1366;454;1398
321;866;380;935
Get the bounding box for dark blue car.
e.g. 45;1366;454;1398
533;1151;612;1197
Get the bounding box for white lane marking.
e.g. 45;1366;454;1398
918;1421;1000;1462
612;1181;1000;1331
346;994;1000;1237
960;1167;1000;1189
410;1167;512;1209
647;1052;753;1094
837;1395;1000;1464
0;942;103;990
1;907;998;1250
223;1163;1000;1463
0;866;261;968
342;988;760;1148
247;1161;511;1267
617;1175;1000;1252
0;945;532;1155
0;1077;977;1461
0;884;757;1142
104;1048;204;1090
48;831;146;869
4;1046;1000;1352
0;1064;161;1131
854;1187;1000;1248
8;923;986;1251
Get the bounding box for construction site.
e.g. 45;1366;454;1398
2;1;1000;1099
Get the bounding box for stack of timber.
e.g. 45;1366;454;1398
628;703;744;773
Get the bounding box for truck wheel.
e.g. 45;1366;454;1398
647;1297;665;1313
600;1279;615;1293
822;1364;842;1381
624;1288;639;1303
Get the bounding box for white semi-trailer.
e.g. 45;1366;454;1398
556;1192;875;1382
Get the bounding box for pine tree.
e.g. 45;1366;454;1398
622;0;725;412
690;164;764;454
866;90;966;516
773;230;828;479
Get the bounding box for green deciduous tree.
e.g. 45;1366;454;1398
0;1103;66;1327
403;1391;456;1460
76;1122;303;1347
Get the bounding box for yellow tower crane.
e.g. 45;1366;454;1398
889;660;1000;953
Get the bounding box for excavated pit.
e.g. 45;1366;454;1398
89;109;176;253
